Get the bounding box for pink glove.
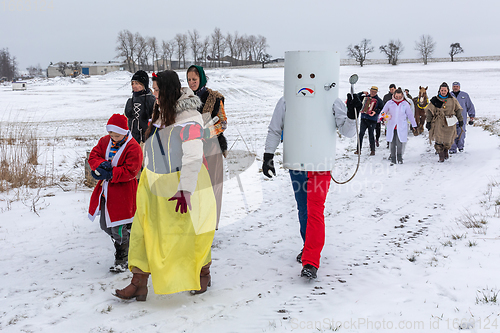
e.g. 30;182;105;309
168;191;192;214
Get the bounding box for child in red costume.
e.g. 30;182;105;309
88;114;143;272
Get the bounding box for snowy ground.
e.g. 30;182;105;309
1;61;500;333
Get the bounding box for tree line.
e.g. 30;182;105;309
115;28;271;72
0;48;17;80
347;35;465;66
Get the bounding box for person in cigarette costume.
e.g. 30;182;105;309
262;51;358;279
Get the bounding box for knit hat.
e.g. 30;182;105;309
187;65;207;91
370;86;378;91
131;70;149;90
106;114;129;135
452;81;460;87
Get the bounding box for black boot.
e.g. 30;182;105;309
301;264;318;279
110;241;129;273
296;249;303;263
397;154;403;164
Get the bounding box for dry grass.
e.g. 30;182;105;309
0;122;45;192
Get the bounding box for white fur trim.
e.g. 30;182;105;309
106;125;128;135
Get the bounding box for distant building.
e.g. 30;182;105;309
46;61;126;78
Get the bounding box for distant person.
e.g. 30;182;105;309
124;70;156;145
381;88;417;164
354;86;383;155
450;81;475;154
88;114;143;273
425;82;463;162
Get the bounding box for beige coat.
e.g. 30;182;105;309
426;95;463;145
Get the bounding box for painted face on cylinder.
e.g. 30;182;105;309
187;71;200;91
439;86;449;96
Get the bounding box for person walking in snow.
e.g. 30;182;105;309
381;88;417;164
262;95;357;279
114;71;217;301
88;114;143;273
425;82;463;162
186;65;227;230
124;70;156;145
354;86;383;155
450;81;475;154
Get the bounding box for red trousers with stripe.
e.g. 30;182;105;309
301;171;331;269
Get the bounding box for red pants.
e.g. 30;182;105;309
301;171;331;269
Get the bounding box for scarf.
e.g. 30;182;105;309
109;134;128;161
133;89;148;98
392;96;405;105
438;94;448;99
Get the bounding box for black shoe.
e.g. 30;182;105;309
296;249;303;263
459;148;464;152
301;264;318;279
110;259;128;273
110;241;129;273
397;155;403;164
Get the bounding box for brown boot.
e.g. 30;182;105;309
444;150;449;160
438;151;445;163
191;261;212;295
114;271;149;301
370;150;375;156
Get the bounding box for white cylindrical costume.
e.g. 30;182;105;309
283;51;340;171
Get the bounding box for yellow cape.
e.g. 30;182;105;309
128;165;216;294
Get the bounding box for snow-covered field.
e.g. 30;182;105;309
1;61;500;333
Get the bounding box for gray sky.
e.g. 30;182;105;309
2;0;499;70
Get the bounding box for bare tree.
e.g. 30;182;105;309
347;39;374;67
415;35;436;65
255;35;269;62
379;39;404;65
161;40;174;70
115;30;136;72
69;61;81;76
449;43;464;62
148;36;159;72
189;29;202;65
200;36;210;67
135;33;148;70
56;61;68;77
26;64;43;77
174;33;188;69
0;48;17;80
211;27;226;67
247;35;259;62
226;31;238;63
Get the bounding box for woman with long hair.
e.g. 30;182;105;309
114;70;217;300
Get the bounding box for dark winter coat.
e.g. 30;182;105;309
124;91;156;144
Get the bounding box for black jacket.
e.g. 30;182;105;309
124;92;156;143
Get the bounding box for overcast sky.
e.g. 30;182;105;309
2;0;499;70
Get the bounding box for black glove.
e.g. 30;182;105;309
346;93;362;120
458;120;464;127
92;166;113;181
99;161;112;171
262;153;275;178
469;120;474;125
426;122;432;131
